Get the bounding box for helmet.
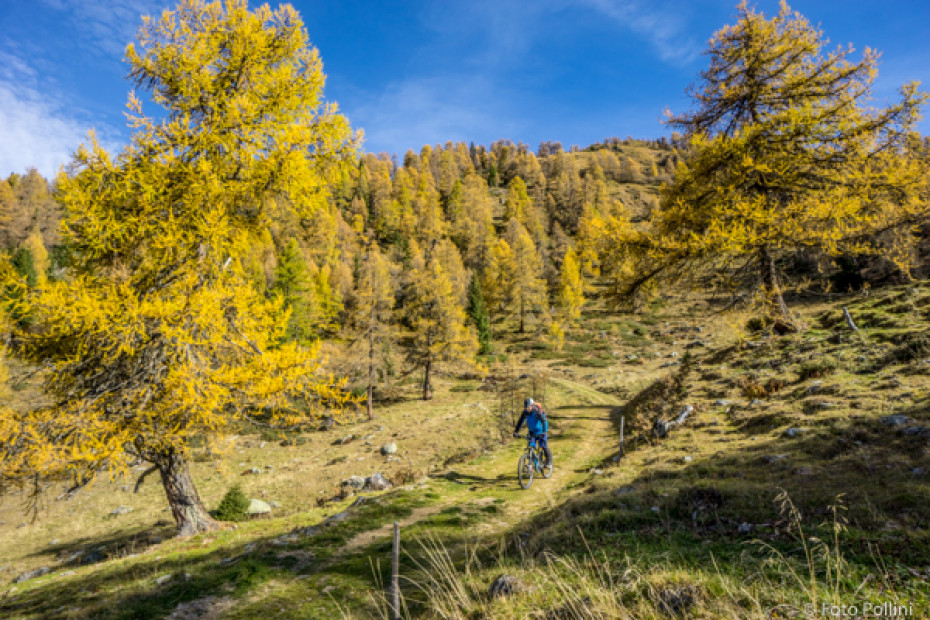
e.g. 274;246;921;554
524;397;534;409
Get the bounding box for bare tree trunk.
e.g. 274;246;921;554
759;245;795;332
155;448;220;537
423;357;432;400
367;324;374;420
519;297;525;334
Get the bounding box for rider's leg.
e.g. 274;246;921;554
539;434;552;466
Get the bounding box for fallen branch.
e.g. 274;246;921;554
653;405;693;439
842;307;859;332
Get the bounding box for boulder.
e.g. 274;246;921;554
658;585;701;616
324;511;350;526
349;496;375;508
380;443;398;455
111;506;133;516
881;414;912;427
342;476;366;490
784;427;805;438
246;499;272;515
80;549;105;565
365;472;392;491
14;567;51;583
488;574;525;598
762;454;788;464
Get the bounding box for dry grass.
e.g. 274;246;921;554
3;284;929;618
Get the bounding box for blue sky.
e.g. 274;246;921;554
1;0;929;177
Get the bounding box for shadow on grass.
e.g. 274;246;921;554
520;369;930;576
433;471;512;487
0;487;434;619
25;521;176;567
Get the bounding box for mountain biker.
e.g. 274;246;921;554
513;397;551;468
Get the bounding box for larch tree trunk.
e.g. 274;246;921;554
367;322;374;420
759;244;796;332
155;447;220;537
423;357;432;401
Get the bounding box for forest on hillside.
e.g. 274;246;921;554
0;135;679;391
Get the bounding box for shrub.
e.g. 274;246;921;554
213;484;250;522
737;375;785;398
798;357;838;380
888;331;930;363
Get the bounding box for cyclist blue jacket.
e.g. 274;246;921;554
515;403;548;436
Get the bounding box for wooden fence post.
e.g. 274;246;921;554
619;415;625;457
391;521;400;620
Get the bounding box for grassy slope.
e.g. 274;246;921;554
1;283;929;618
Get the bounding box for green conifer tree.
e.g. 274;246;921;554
467;274;492;355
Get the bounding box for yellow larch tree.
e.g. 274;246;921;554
482;238;516;318
403;245;478;400
452;174;496;271
506;219;548;333
558;247;585;321
504;176;546;247
614;2;928;329
0;0;358;536
349;241;395;419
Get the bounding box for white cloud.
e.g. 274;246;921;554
36;0;171;57
347;75;522;155
0;80;94;178
580;0;702;65
0;44;121;178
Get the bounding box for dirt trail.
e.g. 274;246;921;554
335;377;619;555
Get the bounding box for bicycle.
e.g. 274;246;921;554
517;434;552;489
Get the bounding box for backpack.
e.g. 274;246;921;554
532;403;549;432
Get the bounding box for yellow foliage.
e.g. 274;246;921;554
548;321;565;351
506;219;548;331
0;0;358;498
483;238;516;316
404;247;478;399
21;231;48;285
558;247;585;321
594;2;929;316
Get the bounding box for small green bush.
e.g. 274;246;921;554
888;331;930;363
798;357;838;380
213;484;250;522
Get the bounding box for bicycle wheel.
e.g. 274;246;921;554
540;450;553;479
517;454;534;489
